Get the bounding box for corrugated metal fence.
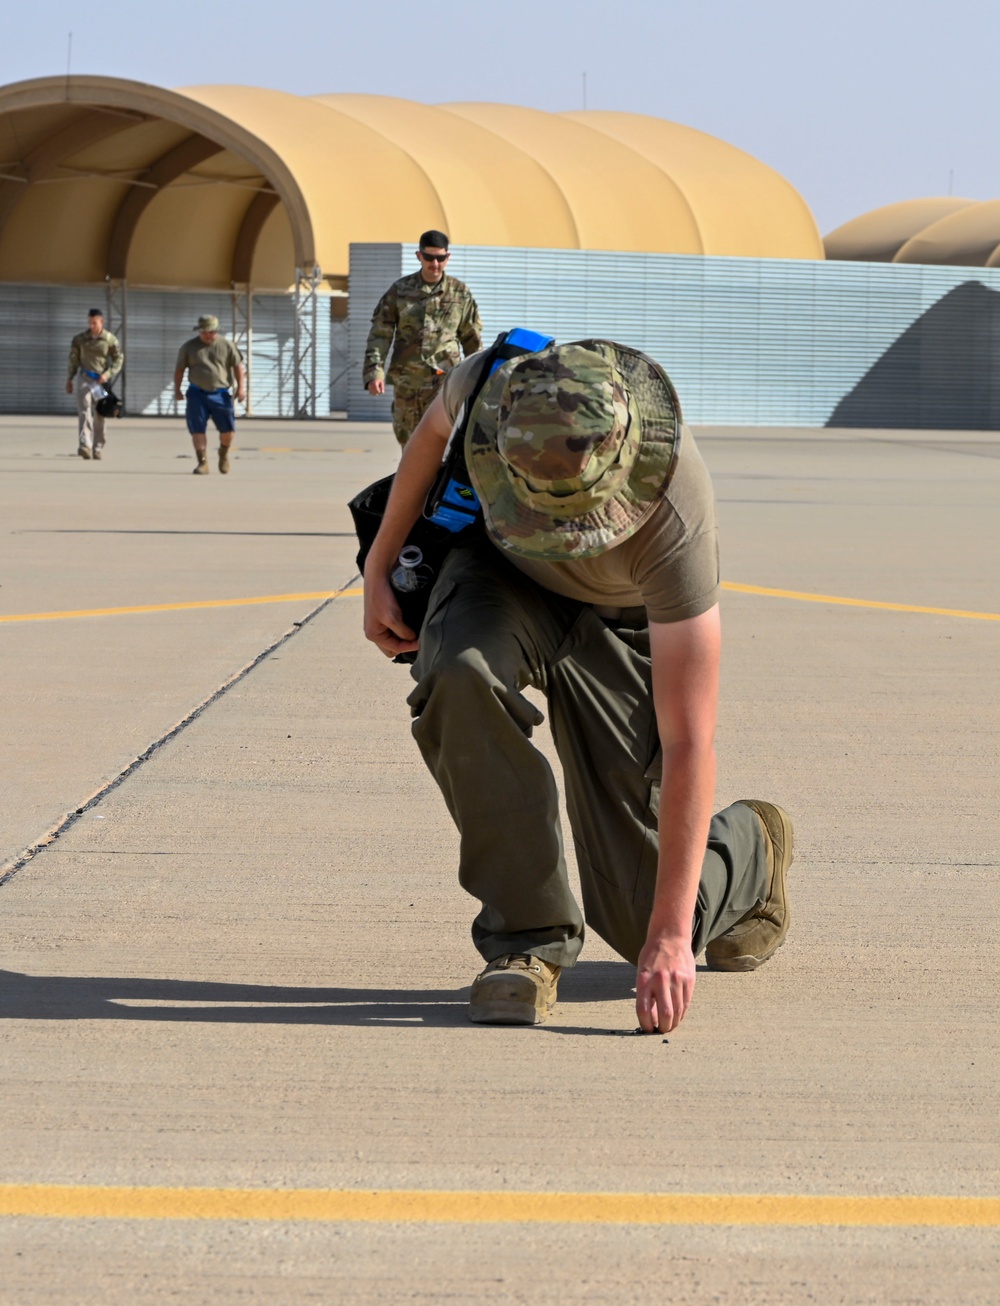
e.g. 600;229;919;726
0;284;344;418
6;247;1000;427
348;244;1000;428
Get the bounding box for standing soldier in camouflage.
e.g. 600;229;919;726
66;308;123;461
363;230;482;448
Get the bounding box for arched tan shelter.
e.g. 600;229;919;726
0;76;823;292
824;198;1000;266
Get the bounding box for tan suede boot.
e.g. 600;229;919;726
705;800;793;972
218;446;231;474
468;954;560;1026
193;452;210;475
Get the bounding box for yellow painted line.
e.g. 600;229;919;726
2;583;997;627
0;590;363;624
721;581;1000;622
1;1185;999;1227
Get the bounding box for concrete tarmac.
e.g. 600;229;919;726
1;415;999;1303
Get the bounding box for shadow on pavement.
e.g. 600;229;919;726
0;961;639;1030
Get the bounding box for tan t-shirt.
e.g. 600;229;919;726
176;336;243;392
442;353;719;624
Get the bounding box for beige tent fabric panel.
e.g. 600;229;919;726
126;182;253;289
566;110;821;259
251;201;296;290
183;150;267;185
825;199;976;262
0;177;129;283
180;85;446;278
0;104;83;159
63;119;193;176
313;93;578;250
893;200;1000;267
0;77;319;280
0;111;183;257
440;102;703;254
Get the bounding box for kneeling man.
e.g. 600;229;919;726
363;338;793;1032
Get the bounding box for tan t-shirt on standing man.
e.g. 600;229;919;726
175;336;243;392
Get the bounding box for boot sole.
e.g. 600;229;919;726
706;800;793;973
468;1000;545;1026
705;937;787;972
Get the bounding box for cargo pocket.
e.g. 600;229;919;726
644;744;662;831
405;579;458;686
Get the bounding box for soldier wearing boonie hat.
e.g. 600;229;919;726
173;315;246;475
362;338;794;1033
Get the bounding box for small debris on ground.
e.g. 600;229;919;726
622;1027;669;1043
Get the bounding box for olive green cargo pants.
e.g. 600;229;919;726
407;541;770;968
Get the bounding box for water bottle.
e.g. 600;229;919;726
390;545;434;595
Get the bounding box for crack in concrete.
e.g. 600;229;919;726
0;575;360;888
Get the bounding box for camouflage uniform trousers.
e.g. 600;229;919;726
391;374;445;448
406;539;770;969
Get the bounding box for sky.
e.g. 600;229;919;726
3;0;997;235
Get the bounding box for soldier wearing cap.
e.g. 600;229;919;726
66;308;123;460
362;339;794;1032
174;315;246;475
363;230;483;448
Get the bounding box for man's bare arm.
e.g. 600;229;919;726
362;392;453;658
635;603;721;1034
233;362;246;404
173;367;185;401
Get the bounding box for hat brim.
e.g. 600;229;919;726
466;340;681;561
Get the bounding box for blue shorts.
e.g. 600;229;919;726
186;386;235;435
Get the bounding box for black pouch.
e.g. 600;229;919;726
348;329;552;656
347;474;475;637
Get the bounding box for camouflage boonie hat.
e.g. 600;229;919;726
196;315;220;331
466;340;681;560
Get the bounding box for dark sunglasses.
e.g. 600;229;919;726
420;251;449;263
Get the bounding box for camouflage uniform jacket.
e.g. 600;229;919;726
68;329;123;381
363;272;482;391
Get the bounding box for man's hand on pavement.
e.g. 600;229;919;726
367;378;385;396
635;931;697;1033
363;572;419;658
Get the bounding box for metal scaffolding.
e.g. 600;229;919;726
105;277;128;410
231;282;253;415
293;265;321;419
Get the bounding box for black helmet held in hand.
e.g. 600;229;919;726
97;389;122;418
